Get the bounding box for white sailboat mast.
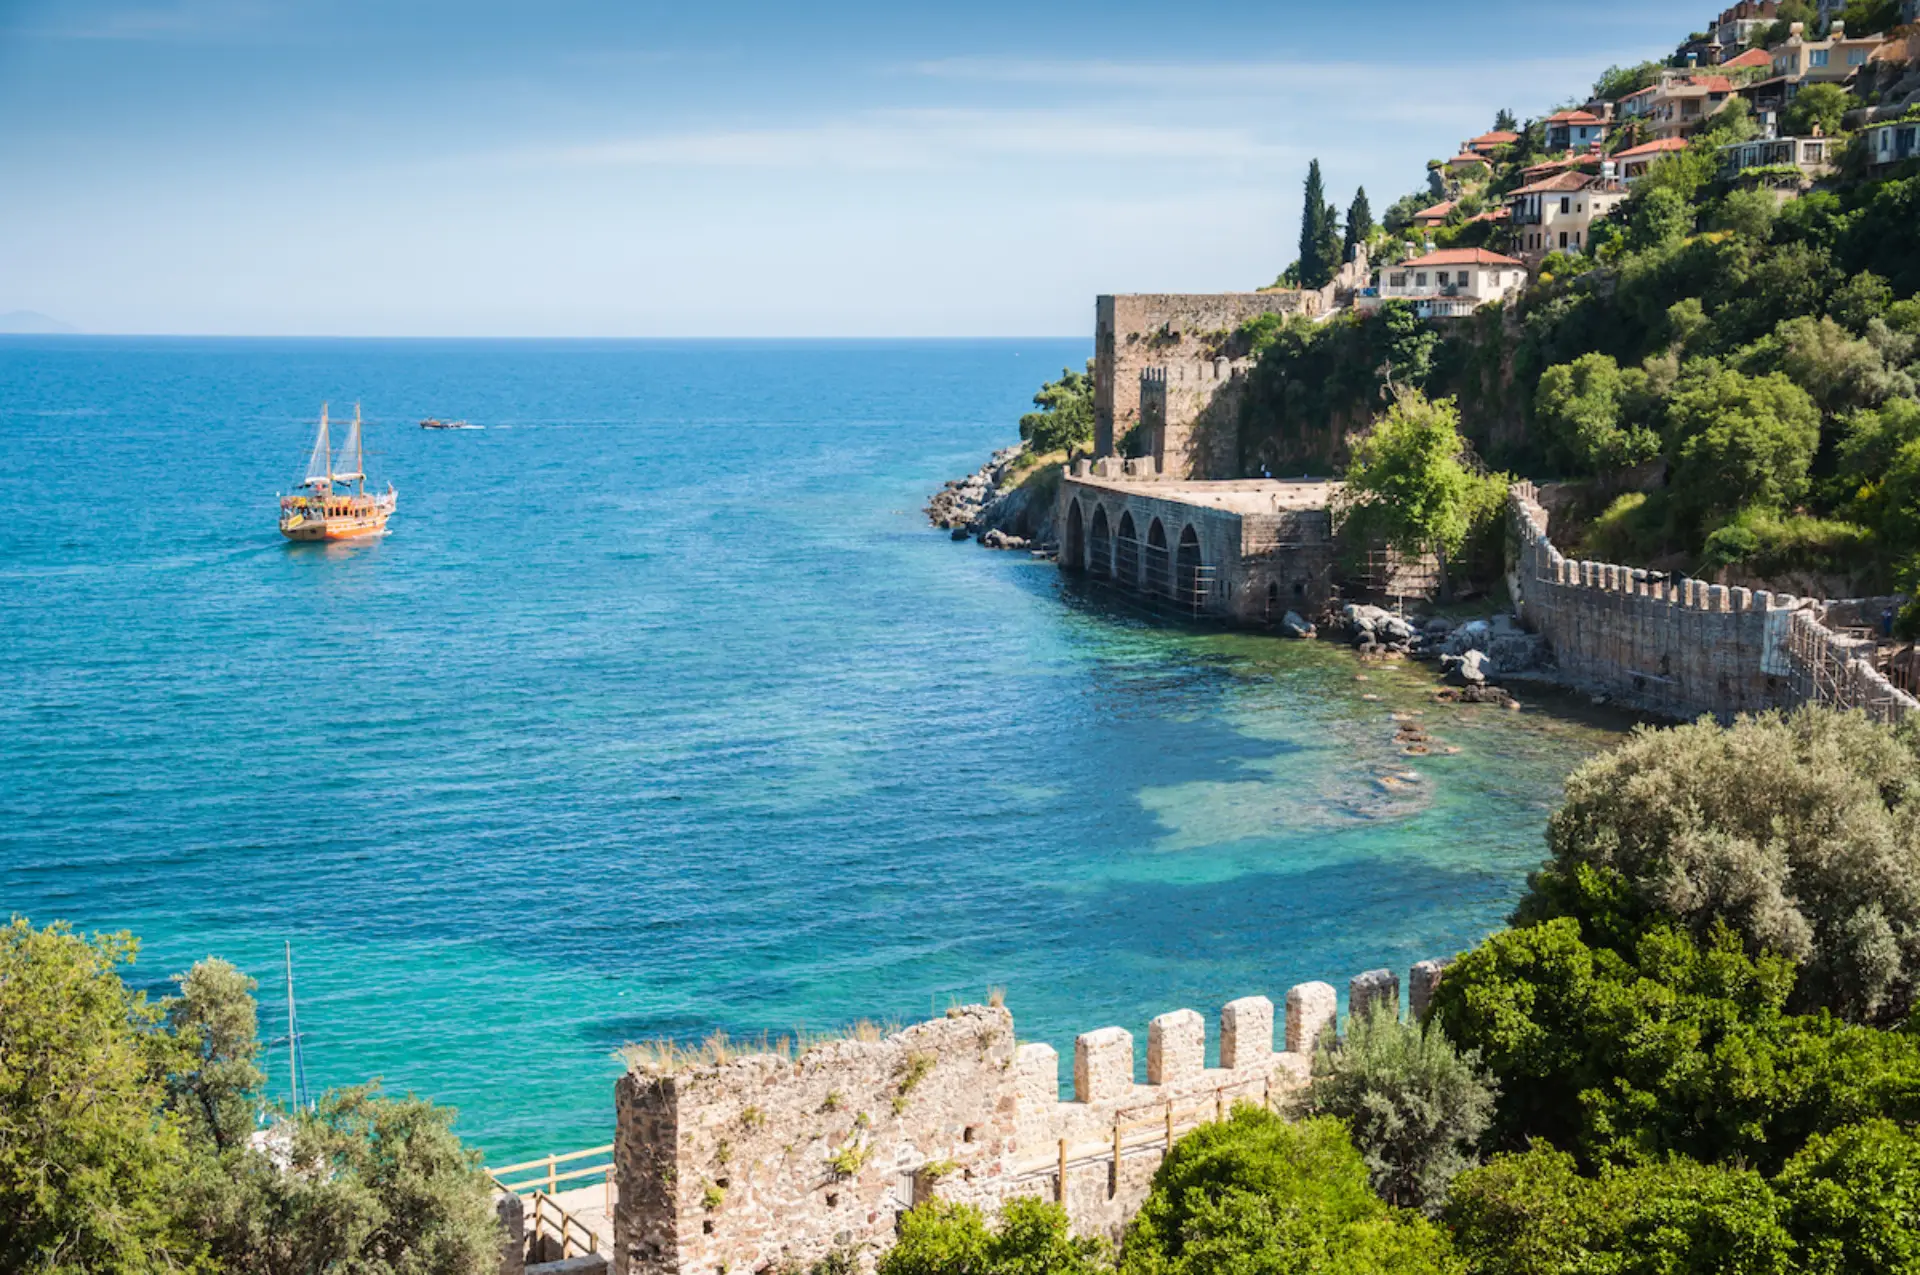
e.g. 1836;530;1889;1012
332;403;366;490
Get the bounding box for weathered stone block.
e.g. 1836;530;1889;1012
1074;1027;1134;1104
1349;969;1399;1026
1285;982;1337;1056
1218;996;1274;1070
1409;960;1448;1022
1147;1009;1204;1084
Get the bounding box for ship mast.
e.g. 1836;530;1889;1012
302;404;334;491
332;404;366;495
284;941;304;1110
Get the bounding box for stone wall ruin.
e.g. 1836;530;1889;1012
611;962;1442;1275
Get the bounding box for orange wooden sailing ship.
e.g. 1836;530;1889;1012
278;403;397;541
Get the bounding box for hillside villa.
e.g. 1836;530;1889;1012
1612;136;1691;179
1545;108;1608;151
1507;169;1629;261
1866;116;1920;173
1717;131;1838;183
1359;247;1527;319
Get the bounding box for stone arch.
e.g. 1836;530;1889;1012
1064;499;1086;572
1144;517;1171;597
1088;505;1112;578
1176;524;1205;610
1115;510;1140;589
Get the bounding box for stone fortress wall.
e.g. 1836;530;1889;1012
1508;482;1916;723
1055;467;1342;624
611;960;1447;1275
1094;292;1320;477
1094;256;1369;480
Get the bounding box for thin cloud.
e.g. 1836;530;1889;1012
514;108;1299;173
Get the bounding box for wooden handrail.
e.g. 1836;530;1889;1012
527;1191;600;1259
488;1143;615;1178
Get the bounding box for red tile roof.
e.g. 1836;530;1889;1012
1721;47;1773;69
1448;152;1493;167
1510;171;1599;194
1548;109;1604;124
1401;247;1526;268
1412;200;1456;221
1470;130;1521;147
1468;207;1512;223
1614;137;1692;159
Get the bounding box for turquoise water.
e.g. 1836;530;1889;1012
0;337;1625;1164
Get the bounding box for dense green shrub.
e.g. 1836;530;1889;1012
1120;1108;1459;1275
1532;353;1665;474
877;1197;1109;1275
1018;362;1095;455
1520;708;1920;1023
1665;369;1822;523
1298;1007;1497;1215
1446;1145;1797;1275
1429;917;1920;1170
0;920;208;1275
1777;1118;1920;1274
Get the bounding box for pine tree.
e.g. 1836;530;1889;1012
1344;188;1374;259
1299;160;1333;289
1494;108;1518;132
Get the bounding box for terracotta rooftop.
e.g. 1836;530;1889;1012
1469;130;1521;147
1722;47;1773;69
1401;247;1526;268
1547;109;1605;124
1468;207;1513;223
1448;152;1493;167
1510;170;1601;194
1614;137;1693;159
1412;200;1457;220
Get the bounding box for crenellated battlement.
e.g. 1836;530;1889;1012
611;961;1446;1275
1507;482;1913;722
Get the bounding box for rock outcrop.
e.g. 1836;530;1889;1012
926;445;1056;550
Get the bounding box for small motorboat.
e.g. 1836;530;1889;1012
420;417;482;430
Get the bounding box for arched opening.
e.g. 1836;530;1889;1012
1115;511;1140;589
1266;580;1280;622
1144;518;1170;597
1176;525;1205;613
1088;506;1112;579
1064;499;1085;571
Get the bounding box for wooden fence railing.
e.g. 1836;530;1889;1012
1010;1075;1279;1202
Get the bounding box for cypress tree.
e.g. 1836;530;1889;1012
1344;188;1374;259
1299;160;1332;289
1494;108;1518;132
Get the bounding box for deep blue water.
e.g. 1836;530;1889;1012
0;337;1623;1164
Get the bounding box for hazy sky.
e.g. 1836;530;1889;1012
0;1;1685;336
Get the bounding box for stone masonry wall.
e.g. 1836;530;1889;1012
613;962;1442;1275
1056;472;1340;623
1094;293;1320;467
1507;482;1916;723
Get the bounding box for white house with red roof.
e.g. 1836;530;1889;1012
1506;170;1630;261
1360;248;1528;319
1466;130;1521;155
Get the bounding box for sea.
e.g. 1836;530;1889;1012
0;336;1629;1165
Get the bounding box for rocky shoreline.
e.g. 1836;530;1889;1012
925;445;1055;552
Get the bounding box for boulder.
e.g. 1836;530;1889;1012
1281;611;1315;640
1442;649;1490;686
1443;619;1491;656
1488;631;1547;675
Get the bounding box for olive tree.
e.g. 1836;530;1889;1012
1519;707;1920;1024
1298;1006;1497;1215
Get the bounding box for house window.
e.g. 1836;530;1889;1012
1811;49;1829;66
1389;272;1406;288
1559;231;1569;248
1415;272;1428;286
1560;196;1571;213
1436;271;1450;285
1848;50;1867;66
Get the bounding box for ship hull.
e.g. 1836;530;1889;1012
279;514;391;542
